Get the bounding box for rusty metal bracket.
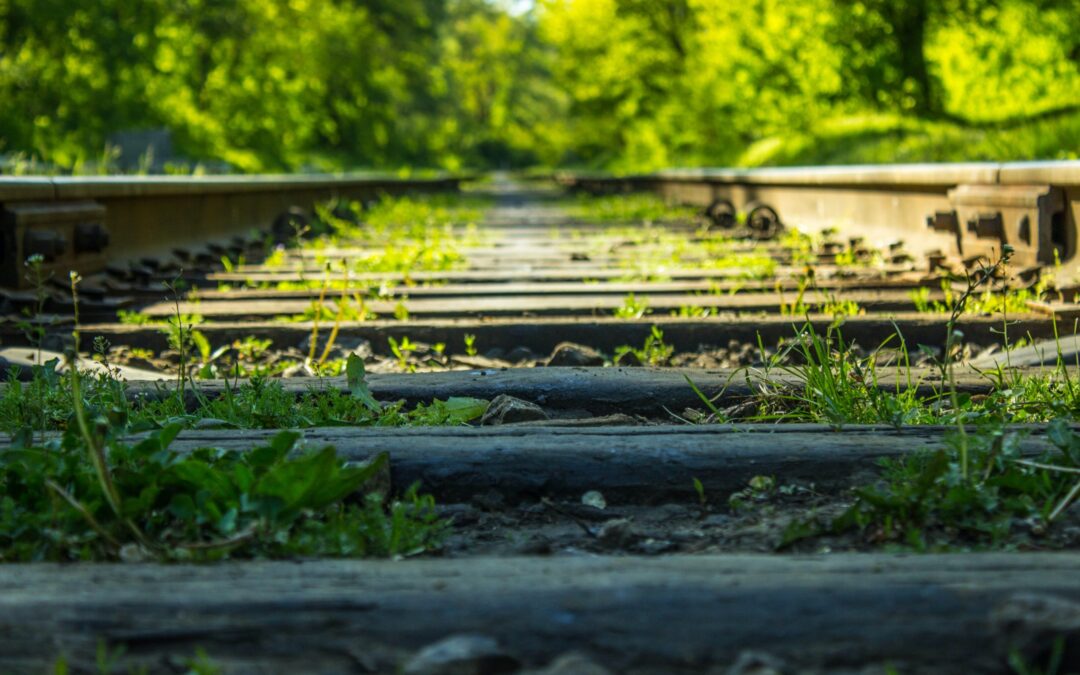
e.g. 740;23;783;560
946;184;1065;267
926;211;959;233
1;201;108;288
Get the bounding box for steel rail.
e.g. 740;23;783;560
0;173;464;287
558;160;1080;278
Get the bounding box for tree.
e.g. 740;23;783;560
831;0;942;115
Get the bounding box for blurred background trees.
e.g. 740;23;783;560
0;0;1076;173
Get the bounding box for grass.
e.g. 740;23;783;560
0;245;499;563
301;195;485;275
678;246;1080;551
737;322;924;428
0;357;488;435
569;193;700;224
53;644;224;675
778;271;863;318
2;275;452;562
782;418;1080;551
614;293;650;319
615;326;675;366
681;312;1080;551
215;193;490;294
2;419;445;561
910;273;1055;316
0;270;470;561
735;111;1080;167
569;221;781;280
684;315;1080;430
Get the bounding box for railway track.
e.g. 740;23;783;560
2;166;1080;673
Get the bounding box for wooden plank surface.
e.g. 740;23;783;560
138;288;939;319
100;365;1055;410
188;277;939;300
0;424;1055;503
206;265;916;284
2;553;1077;673
58;314;1062;355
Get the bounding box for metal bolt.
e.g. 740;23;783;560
74;222;110;253
23;229;67;260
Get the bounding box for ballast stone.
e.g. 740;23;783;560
523;652;613;675
402;634;519;675
481;394;550;425
545;342;604;367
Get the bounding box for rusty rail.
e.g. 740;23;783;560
559;161;1080;277
0;173;463;288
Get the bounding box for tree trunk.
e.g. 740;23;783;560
885;1;940;116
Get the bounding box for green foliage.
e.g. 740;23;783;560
750;323;924;429
0;0;554;171
2;0;1076;170
117;310;156;326
571;194;698;223
787;419;1080;550
346;354;380;413
0;345;481;562
357;194;486;234
729;475;777;511
615;325;675;366
389;336;419;373
539;0;1080;169
0;359;488;435
614;293;650;319
0;422;444;561
305;195;483;275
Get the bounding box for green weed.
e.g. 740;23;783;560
464;333;478;357
672;305;713;318
614;293;650;319
2;284;447;563
16;255;51;360
388;336;418;373
571;193;699;224
779;272;862;319
785;418;1080;550
1;421;445;561
760;323;922;428
1;346;489;435
0;349;457;562
117;310;157;325
615;326;674;366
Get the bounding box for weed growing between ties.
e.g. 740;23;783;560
567;213;784;281
3;252;488;432
0;355;488;434
614;293;650;319
909;249;1061;316
292;193;486;276
1;418;445;561
53;645;224;675
781;419;1080;551
683;246;1080;428
684;247;1080;550
209;193;489;296
778;269;864;319
615;326;675;366
682;315;1080;429
0;279;448;562
570;193;700;224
